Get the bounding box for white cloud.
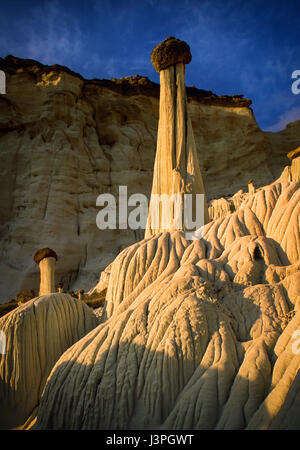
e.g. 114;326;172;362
1;0;84;67
265;106;300;132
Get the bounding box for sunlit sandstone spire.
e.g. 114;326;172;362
145;37;209;238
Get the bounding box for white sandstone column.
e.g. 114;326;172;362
78;289;84;301
33;248;58;296
145;37;209;238
248;179;256;194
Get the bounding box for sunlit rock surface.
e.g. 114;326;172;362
31;179;300;430
1;56;300;300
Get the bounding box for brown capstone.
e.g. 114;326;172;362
33;248;58;264
151;36;192;73
287;146;300;160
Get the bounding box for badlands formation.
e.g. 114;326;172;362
1;51;300;299
0;37;299;430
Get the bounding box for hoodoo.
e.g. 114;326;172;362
33;248;57;296
287;146;300;182
248;179;256;194
145;37;209;238
78;289;84;301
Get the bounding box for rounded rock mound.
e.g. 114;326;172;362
0;293;98;429
151;36;192;72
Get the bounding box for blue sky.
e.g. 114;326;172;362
0;0;299;131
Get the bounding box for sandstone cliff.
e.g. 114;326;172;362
0;55;299;300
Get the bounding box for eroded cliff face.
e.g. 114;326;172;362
0;55;299;300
